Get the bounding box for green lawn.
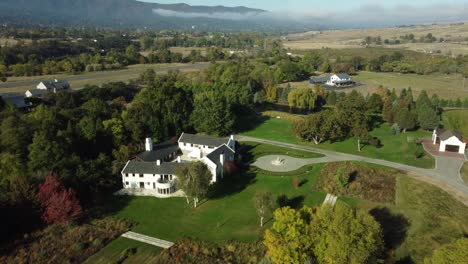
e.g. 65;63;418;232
241;118;434;168
86;159;468;263
86;143;328;263
441;109;468;135
241;141;323;160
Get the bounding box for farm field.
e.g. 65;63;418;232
441;109;468;135
86;143;468;263
0;62;209;95
284;23;468;56
240;117;434;168
285;71;468;99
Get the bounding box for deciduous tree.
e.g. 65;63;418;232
253;191;275;227
175;162;212;208
38;174;82;224
264;206;314;264
424;238;468;264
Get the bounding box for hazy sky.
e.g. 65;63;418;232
144;0;468;12
143;0;468;28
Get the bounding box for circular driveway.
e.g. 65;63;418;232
253;155;333;172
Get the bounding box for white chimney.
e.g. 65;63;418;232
177;156;181;163
220;154;224;165
156;160;161;166
230;135;234;141
145;138;153;152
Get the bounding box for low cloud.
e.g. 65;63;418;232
152;3;468;29
152;8;261;20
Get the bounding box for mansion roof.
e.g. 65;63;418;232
122;160;183;175
136;141;179;162
179;133;230;148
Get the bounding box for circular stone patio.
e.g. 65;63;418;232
252;155;315;172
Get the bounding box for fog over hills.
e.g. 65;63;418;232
0;0;466;31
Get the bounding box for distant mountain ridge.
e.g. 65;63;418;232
0;0;267;29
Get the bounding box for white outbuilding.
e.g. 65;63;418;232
432;128;466;154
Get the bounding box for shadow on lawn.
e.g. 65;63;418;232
83;194;135;222
370;207;410;252
209;171;257;200
277;194;305;209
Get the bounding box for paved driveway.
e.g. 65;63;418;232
237;135;468;206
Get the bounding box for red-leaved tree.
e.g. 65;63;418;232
38;173;82;224
224;160;239;176
293;178;299;189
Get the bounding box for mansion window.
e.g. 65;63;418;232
139;174;143;178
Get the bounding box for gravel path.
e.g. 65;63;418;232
237;135;468;206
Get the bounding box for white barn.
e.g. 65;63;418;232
432;129;466;154
121;133;235;197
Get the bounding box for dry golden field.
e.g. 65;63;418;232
284;23;468;56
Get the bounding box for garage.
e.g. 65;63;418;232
433;129;466;154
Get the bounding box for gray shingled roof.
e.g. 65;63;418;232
335;73;351;79
4;96;30;109
136;141;180;162
438;129;463;142
179;133;229;148
310;74;331;84
27;89;49;96
122;161;183;175
206;144;235;168
40;80;70;90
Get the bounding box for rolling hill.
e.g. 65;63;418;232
0;0;267;30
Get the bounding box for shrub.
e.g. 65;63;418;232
0;217;133;263
414;146;425;159
315;162;396;203
155;240;265;264
391;123;401;135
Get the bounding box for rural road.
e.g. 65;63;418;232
237;135;468;206
0;62;209;91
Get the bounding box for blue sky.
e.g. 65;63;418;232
144;0;467;12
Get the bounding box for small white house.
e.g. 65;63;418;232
432;129;466;154
37;79;70;92
121;133;236;197
326;73;354;86
26;79;70;98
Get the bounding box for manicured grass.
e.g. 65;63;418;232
241;117;434;168
86;162;327;262
441;109;468;135
241;141;323;160
87;160;468;263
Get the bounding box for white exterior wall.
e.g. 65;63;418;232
25;91;33;98
439;136;466;154
201;157;218;183
37;82;48;90
178;142;217;155
121;171;176;189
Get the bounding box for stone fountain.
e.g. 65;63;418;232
271;156;285;166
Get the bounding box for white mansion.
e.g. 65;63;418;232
121;133;236;197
